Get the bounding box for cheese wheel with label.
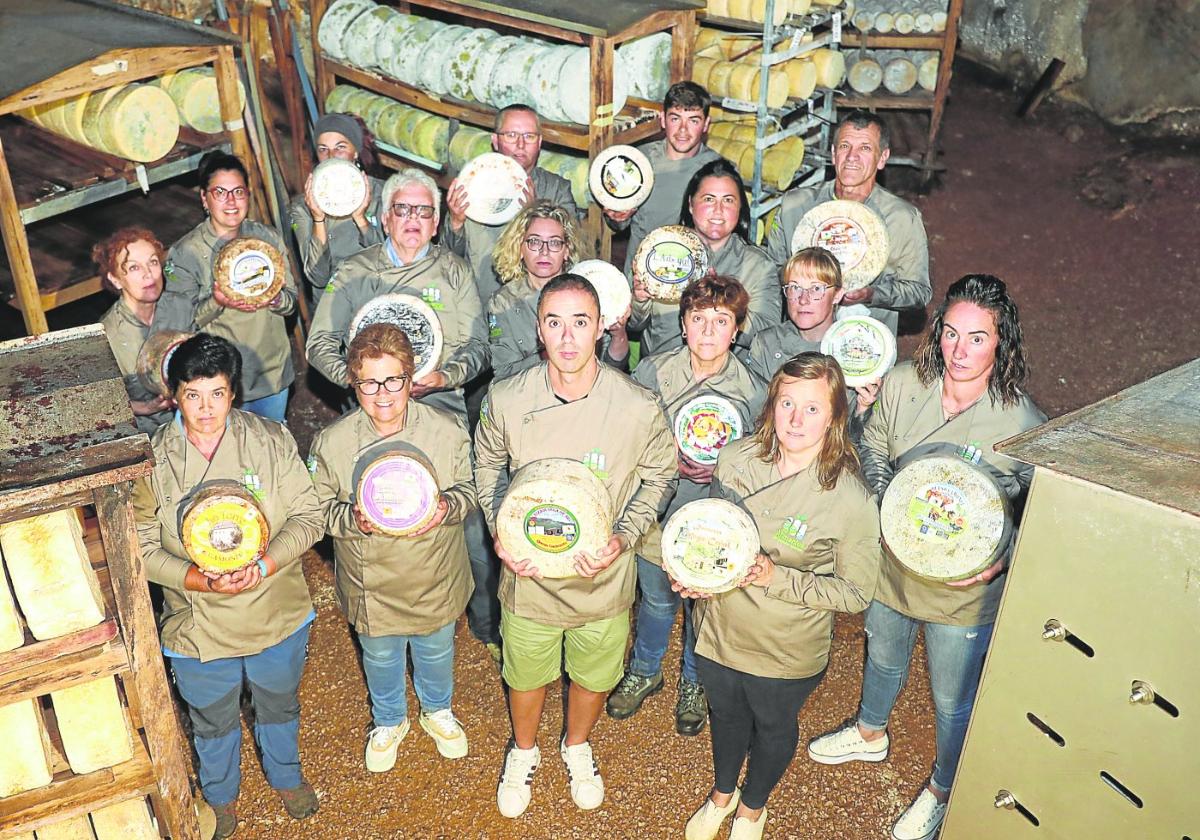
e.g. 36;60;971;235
354;445;441;537
633;226;711;303
0;698;52;796
820;314;897;386
791;199;889;289
0;509;104;640
89;797;159;840
497;459;614;578
348;293;444;379
0;561;24;652
674;395;745;466
50;676;133;775
661;499;759;594
136;329;193;398
180;482;270;573
214;237;286;308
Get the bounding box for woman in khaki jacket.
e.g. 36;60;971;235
307;324;476;774
132;334;323;840
679;353;881;840
806;275;1047;840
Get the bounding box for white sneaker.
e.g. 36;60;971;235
891;787;947;840
560;739;605;810
807;719;889;765
729;806;769;840
364;720;409;773
684;788;740;840
419;708;469;759
497;741;541;818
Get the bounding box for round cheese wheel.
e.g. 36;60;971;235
373;11;421;75
417;25;470;94
572;259;633;329
707;0;730;16
707;61;737;98
588;144;654;212
348;293;444;379
395;107;428;151
361;94;393;135
318;0;375;62
344;5;398;70
497;458;614;578
848;57;883;94
763;144;803;191
97;84;180;162
692;56;718;88
619;33;672;101
932;11;948;33
791;0;812;14
458;152;528;225
528;44;576;124
820;314;897;386
60;92;91;144
893;12;916;34
883;56;918;95
727;0;754;20
354;444;440;537
881;455;1014;582
410;114;450;162
785;58;818;100
180;481;270;573
469;35;523;104
661;499;759;594
324;84;357;113
674;394;745;466
694;28;724;59
444;27;500;102
81;84;128;148
387;18;443;85
914;12;935;34
811;48;846;88
488;41;549;110
874;12;895;33
918;55;940;91
376;102;414;146
311;158;368;218
558;46;630;126
448;126;489;170
136;329;194;397
632;225;710;303
790;199;890;290
214;238;286;308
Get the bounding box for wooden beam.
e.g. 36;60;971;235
0;135;48;334
214;45;270;222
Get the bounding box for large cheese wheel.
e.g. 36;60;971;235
180;482;270;573
785;58;818;100
387;18;443;85
619;32;672;100
588;145;654;213
311;157;368;218
468;35;523;105
31;815;95;840
848;57;883;94
914;11;935;33
790;0;812;13
60;92;92;144
820;314;897;386
165;68;246;134
343;4;398;69
893;12;916;34
89;797;159;840
96;84;180;162
558;45;631;126
324;84;358;113
81;84;127;148
661;499;759;595
529;44;576;124
214;237;286;308
749;0;788;25
932;11;948;33
692;56;718;88
633;225;711;303
487;41;548;110
572;259;633;329
0;509;104;641
694;28;724;59
706;0;730;16
373;11;421;75
417;24;469;95
354;444;441;537
376;102;414;146
497;459;614;578
444;27;500;102
707;61;737;98
883;56;918;95
881;455;1013;582
0;699;52;796
811;48;846;88
675;395;745;465
728;64;759;101
874;12;895;33
852;10;874;31
448;126;489;170
763;144;803;190
458;152;528;225
361;94;392;134
918;54;940;91
349;294;444;378
0;561;24;652
410;114;450;163
135;328;194;398
50;676;133;775
790;199;890;289
727;0;754;19
317;0;375;62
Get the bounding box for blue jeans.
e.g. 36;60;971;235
242;388;289;422
170;624;310;806
358;620;456;727
857;600;994;793
628;556;698;683
464;508;500;646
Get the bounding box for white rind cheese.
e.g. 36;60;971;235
791;199;890;290
458;153;528;226
0;698;53;797
0;560;25;652
50;676;133;775
311;158;368;218
572;259;634;330
820;314;897;386
89;797;159;840
661;499;759;594
588;144;655;213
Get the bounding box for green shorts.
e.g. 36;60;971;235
500;608;629;693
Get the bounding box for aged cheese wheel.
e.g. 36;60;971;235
417;24;469;94
785;58;818;100
354;444;441;537
468;34;523;104
820;314;897;386
344;4;399;69
932;11;948;32
324;84;358;113
317;0;375;62
166;67;247;134
893;11;916;34
572;259;633;329
620;33;672;101
881;455;1013;582
348;293;444;379
60;91;92;144
811;48;846;88
448;126;489;170
31;815;94;840
411;113;450;162
310;158;368;218
373;10;421;75
675;394;745;466
692;56;718;88
728;64;759;100
848;57;883;94
444;27;500;101
361;94;392;134
81;84;128;148
589;144;654;212
89;797;159;840
633;225;711;303
735;143;757;183
727;0;754;19
376;102;414;146
790;199;890;289
853;10;874;31
0;562;22;652
0;509;104;641
487;41;549;110
694;27;724;59
883;56;918;95
458;152;528;225
96;84;180;162
0;698;52;796
135;328;194;398
50;676;133;775
707;61;737;98
497;459;614;578
763;144;803;190
214;237;286;308
874;12;895;33
790;0;812;13
661;499;759;594
918;54;940;91
749;0;789;25
558;46;630;126
914;11;935;33
387;18;443;84
181;481;270;573
707;0;730;15
527;44;575;124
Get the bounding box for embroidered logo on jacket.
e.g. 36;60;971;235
164;260;177;281
958;442;984;465
488;313;501;339
242;469;265;502
773;515;809;551
305;454;319;477
422;286;444;310
582;449;609;480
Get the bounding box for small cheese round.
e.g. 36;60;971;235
311;158;368;218
661;499;759;594
589;145;655;212
820;314;896;386
674;395;745;466
136;329;194;398
633;225;711;303
457;152;529;225
213;238;286;308
181;482;270;573
572;259;633;329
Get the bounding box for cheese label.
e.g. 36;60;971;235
599;154;644;200
908;482;969;542
661;498;759;594
645;241;695;286
813;216;870;271
523;504;580;554
229;250;276;297
359;455;439;534
675;396;743;466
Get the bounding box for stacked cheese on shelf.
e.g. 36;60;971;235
693;26;844;106
704;0;845;25
707;121;806;191
847;49;938;94
19;84;180;163
850;0;948;34
155;67;247;134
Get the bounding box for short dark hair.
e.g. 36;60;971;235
680;158;751;242
834;110;890;152
537;272;600;318
680;274;750;328
197;150;250;191
664;81;712;116
494;103;541;133
168;333;243;400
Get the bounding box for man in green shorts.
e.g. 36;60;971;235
474;273;677;819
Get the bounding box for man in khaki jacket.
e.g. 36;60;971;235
475;274;677;819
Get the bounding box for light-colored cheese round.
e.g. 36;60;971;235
785;58;818;100
706;61;737;98
416;24;469;94
361;94;392;134
791;199;890;290
661;499;759;594
60;92;92;144
820;314;897;386
458;152;529;225
348;293;444;379
692;56;718;89
166;68;247;135
893;12;916;34
387;18;443;85
853;10;874;31
81;84;128;148
181;482;270;573
488;41;550;110
694;28;724;59
727;0;754;20
572;259;633;329
914;12;935;34
395;107;428;151
318;0;376;62
343;4;399;70
883;56;918;95
97;84;180;162
136;329;194;397
376;102;414;146
881;455;1013;582
444;27;500;102
618;32;672;101
932;11;948;32
588;144;654;212
324;84;358;113
497;458;614;578
373;11;421;75
763;144;803;191
448;126;489;170
354;445;441;537
918;54;940;91
674;394;745;466
558;45;630;126
633;225;710;303
214;237;286;308
707;0;730;16
811;48;846;88
749;0;788;25
527;44;576;123
469;35;524;104
410;113;450;161
311;157;368;218
728;63;759;101
874;12;895;33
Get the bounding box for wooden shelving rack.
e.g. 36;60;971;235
0;325;200;840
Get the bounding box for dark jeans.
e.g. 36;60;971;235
696;655;826;811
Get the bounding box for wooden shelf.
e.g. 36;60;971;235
840;32;944;50
839;91;936;110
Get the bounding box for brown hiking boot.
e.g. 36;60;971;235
278;780;319;820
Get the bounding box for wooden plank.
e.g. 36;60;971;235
215;45;269;224
840;33;944;50
0;640;128;707
0;135;47;334
311;0;336;110
407;0;589;42
0;460;150;521
95;482;201;840
267;2;311;190
409;0;700;38
838;92;937;110
0;620;118;679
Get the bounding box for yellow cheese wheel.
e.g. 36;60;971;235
708;122;736;141
728;64;759;100
694;28;724;58
0;561;24;652
727;124;755;145
89;797;159;840
919;55;940;91
785;58;818;100
750;0;788;25
29;815;94;840
707;61;737;98
726;36;760;61
736;143;757;182
51;676;133;775
706;0;730;15
766;68;790;108
448;126;489;170
60;92;93;144
692;56;718;88
375;102;413;146
396;108;428;151
811;48;846;88
324;84;358;113
81;87;129;150
763;145;802;190
96;84;180;162
39;99;73;136
791;0;812;12
167;68;247;134
727;0;754;20
0;698;52;797
411;114;450;163
180;483;270;573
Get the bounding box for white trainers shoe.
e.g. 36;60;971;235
807;719;889;765
419;708;469;759
560;739;605;810
684;788;741;840
497;741;541;819
729;806;769;840
364;720;410;772
891;787;948;840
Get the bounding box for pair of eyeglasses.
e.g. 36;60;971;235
353;375;410;395
208;186;248;202
497;131;540;144
524;236;566;253
783;283;832;301
391;203;436;219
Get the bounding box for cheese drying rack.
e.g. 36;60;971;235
0;326;200;839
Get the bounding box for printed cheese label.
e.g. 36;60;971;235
813;217;869;271
600;155;644;199
229;251;276;297
675;397;743;466
646;241;696;285
524;504;580;554
908;482;969;542
826;320;885;378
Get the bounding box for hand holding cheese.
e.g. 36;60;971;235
408;495;450;537
576;533;630;578
944;556;1005;588
445;179;469;231
738;551;776;588
494;534;541;579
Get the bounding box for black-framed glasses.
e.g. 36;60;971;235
209;186;248;202
783;282;832;301
353;375;410;395
497;131;540;144
391;203;436;219
524;235;566;253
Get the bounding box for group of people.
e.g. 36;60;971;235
95;78;1047;840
